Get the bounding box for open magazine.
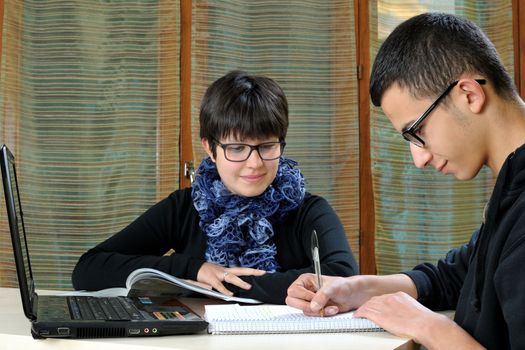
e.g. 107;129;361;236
125;268;262;303
65;268;262;304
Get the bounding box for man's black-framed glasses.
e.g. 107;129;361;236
214;139;286;162
402;79;486;147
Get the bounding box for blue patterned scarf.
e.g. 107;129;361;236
191;157;305;272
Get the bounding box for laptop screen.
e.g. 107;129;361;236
1;145;35;319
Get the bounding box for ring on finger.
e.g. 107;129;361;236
223;271;229;281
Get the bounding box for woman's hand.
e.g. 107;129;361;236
196;262;266;295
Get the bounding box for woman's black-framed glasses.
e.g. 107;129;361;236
214;140;286;162
402;79;486;147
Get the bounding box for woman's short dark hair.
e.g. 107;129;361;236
199;70;288;155
369;12;517;107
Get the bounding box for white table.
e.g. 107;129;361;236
0;287;417;350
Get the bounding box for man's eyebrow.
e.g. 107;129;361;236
401;120;415;133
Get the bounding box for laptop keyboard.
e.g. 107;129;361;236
68;296;145;321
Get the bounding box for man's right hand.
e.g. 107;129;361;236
285;274;371;317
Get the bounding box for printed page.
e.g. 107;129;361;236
126;268;262;304
59;287;128;297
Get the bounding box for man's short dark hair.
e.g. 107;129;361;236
370;12;517;107
199;70;288;156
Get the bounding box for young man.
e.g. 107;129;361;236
286;13;525;349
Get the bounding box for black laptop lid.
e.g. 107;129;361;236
1;144;36;320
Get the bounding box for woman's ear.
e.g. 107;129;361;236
201;138;216;162
457;78;486;114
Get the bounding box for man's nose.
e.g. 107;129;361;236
410;142;432;168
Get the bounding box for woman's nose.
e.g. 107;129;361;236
245;147;264;167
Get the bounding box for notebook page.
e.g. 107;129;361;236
204;304;382;334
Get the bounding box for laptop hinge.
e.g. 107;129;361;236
29;280;38;320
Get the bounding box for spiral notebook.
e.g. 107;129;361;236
204;304;383;335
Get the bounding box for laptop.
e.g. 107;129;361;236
0;144;208;339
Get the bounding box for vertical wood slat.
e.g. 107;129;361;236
158;0;180;200
0;0;8;289
329;2;360;265
1;0;22;149
179;0;193;189
0;0;3;73
0;0;5;144
513;0;525;97
356;0;376;275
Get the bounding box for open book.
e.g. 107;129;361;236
67;268;262;304
204;304;383;335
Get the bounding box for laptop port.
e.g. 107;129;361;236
128;328;141;335
57;327;70;335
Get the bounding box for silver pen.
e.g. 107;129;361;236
311;229;325;316
311;229;322;291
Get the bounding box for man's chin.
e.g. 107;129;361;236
453;171;479;181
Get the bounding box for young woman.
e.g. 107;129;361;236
72;70;357;304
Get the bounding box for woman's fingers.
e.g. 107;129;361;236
222;271;252;290
226;267;267;276
197;263;269;295
216;267;266;290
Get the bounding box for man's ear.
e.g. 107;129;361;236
201;138;215;162
457;78;486;114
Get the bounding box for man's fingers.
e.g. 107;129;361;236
323;305;339;316
285;296;315;313
310;289;331;312
287;281;316;299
